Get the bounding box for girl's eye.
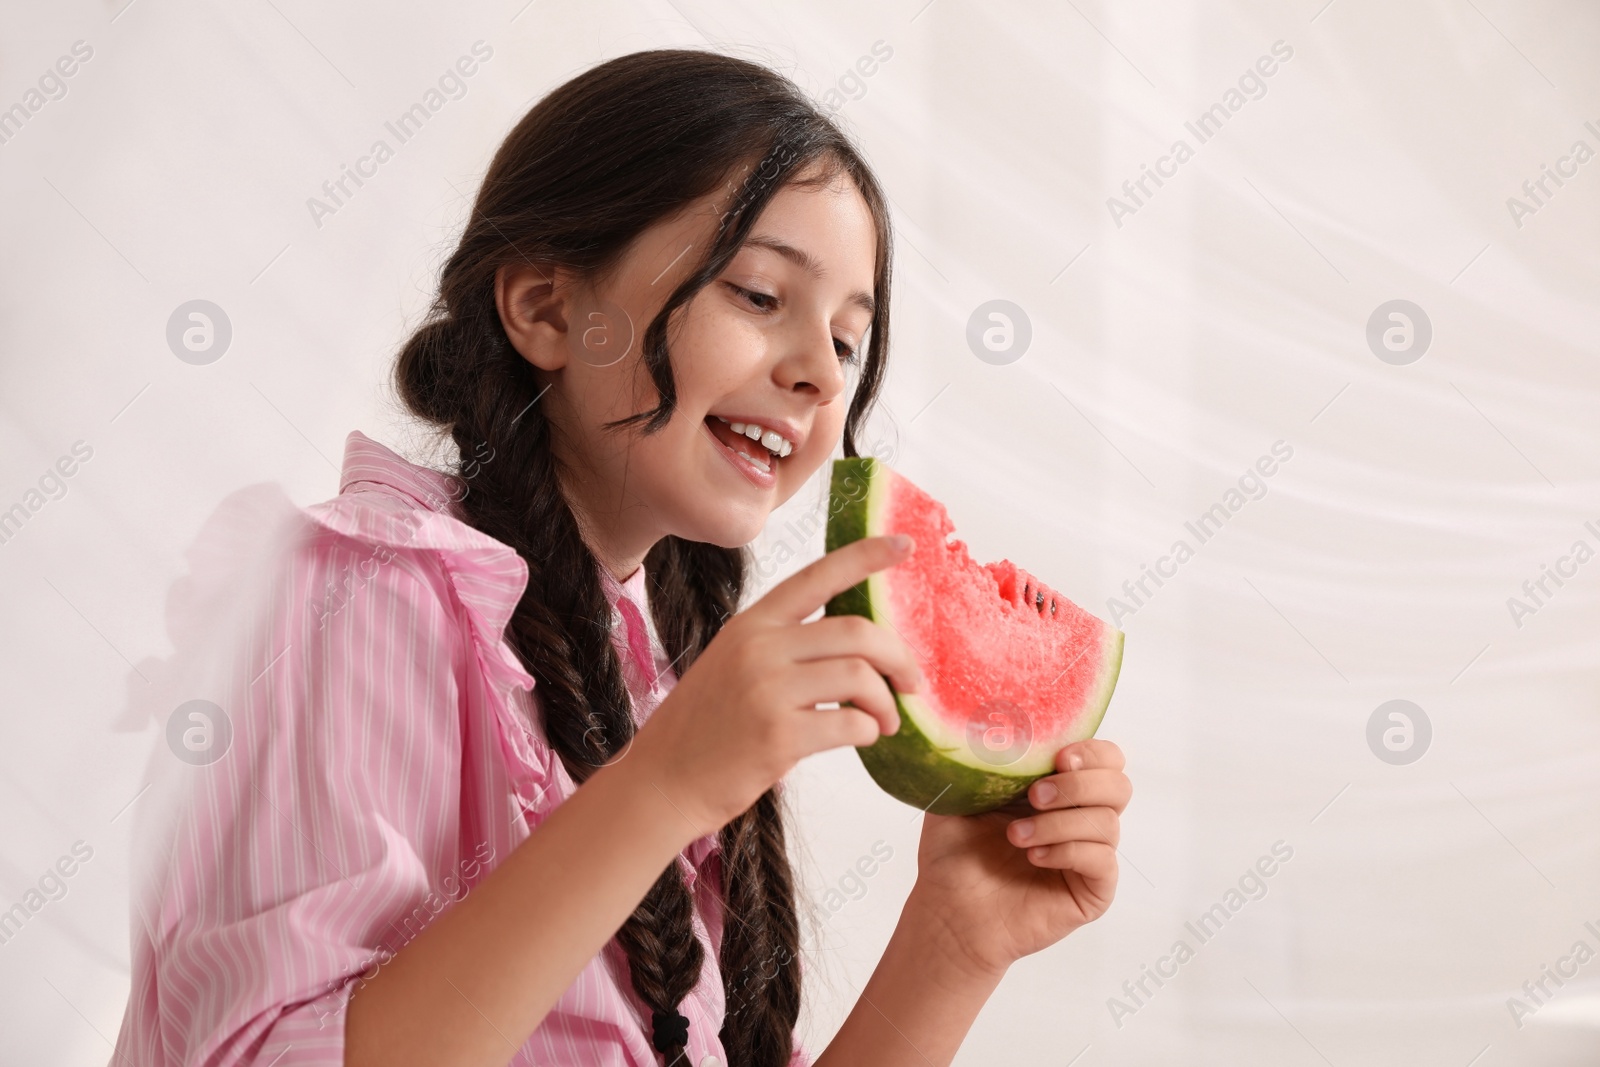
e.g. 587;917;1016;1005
727;282;860;364
727;282;779;312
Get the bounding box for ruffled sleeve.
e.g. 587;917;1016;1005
307;488;546;802
113;491;542;1066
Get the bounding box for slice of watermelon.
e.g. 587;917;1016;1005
824;458;1123;815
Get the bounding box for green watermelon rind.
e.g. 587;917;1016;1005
824;457;1124;816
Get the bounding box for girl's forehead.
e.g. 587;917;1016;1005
618;177;874;287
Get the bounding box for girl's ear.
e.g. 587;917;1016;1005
496;261;573;372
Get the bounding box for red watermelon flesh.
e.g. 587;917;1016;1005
825;457;1123;815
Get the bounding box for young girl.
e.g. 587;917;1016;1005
113;49;1130;1067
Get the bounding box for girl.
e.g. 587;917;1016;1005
113;48;1130;1067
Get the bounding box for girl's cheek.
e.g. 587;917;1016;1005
781;428;836;495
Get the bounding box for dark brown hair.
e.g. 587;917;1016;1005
393;48;894;1066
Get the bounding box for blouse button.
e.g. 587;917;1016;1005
698;1057;721;1067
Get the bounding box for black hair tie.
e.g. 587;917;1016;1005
651;1008;690;1053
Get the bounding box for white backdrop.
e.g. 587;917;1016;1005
2;0;1598;1064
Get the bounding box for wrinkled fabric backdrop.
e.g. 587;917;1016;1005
1;1;1596;1064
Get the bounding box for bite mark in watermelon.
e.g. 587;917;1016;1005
824;458;1123;815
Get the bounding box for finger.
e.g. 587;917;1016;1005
1028;768;1131;813
795;705;884;755
789;658;900;736
1054;738;1125;774
1024;839;1119;888
1007;806;1121;850
746;535;914;624
787;614;923;695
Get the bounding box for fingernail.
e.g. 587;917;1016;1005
1011;818;1034;843
888;534;913;553
1066;752;1084;771
1033;781;1057;806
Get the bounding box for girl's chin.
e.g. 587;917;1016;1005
674;509;771;551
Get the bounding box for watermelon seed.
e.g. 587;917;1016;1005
1020;578;1052;615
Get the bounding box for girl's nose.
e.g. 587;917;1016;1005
775;323;847;401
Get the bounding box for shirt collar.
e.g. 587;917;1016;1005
339;434;653;618
337;429;666;682
600;564;661;692
598;564;650;615
338;430;462;516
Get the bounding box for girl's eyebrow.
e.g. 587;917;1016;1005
744;233;876;317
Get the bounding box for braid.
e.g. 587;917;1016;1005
717;790;802;1067
613;872;706;1063
646;539;801;1067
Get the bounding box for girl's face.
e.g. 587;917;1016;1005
498;159;879;575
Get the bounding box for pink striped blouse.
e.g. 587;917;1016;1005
112;430;811;1067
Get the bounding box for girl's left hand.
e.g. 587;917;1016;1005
904;739;1131;978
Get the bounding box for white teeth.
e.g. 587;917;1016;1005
734;449;771;473
714;416;796;459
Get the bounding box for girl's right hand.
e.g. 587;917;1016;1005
629;534;923;834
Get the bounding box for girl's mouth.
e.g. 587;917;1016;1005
703;415;787;487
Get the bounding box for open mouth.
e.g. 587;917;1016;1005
704;415;794;479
